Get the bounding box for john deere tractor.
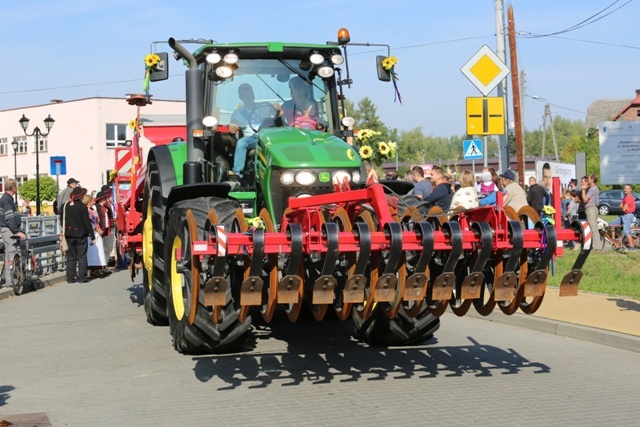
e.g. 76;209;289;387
136;30;589;354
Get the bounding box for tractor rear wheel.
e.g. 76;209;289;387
141;160;168;325
351;206;440;346
165;198;251;354
352;303;440;346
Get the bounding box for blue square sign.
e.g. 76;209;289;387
50;156;67;175
463;139;483;160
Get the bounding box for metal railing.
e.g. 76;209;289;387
0;215;65;281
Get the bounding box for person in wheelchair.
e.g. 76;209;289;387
229;83;275;179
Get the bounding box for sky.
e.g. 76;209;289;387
1;0;639;137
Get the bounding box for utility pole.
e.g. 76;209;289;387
520;69;527;159
541;106;547;160
547;104;558;160
540;103;558;161
495;0;509;173
507;5;524;188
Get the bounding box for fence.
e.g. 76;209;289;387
0;215;65;281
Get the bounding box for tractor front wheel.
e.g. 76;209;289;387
165;198;251;354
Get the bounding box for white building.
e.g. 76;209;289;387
0;97;185;208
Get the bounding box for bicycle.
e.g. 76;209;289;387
597;217;640;251
2;235;39;295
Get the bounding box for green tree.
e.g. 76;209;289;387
353;97;389;137
18;176;59;208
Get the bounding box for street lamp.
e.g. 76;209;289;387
11;138;18;204
19;114;55;216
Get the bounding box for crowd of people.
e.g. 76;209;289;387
57;178;117;283
389;165;618;251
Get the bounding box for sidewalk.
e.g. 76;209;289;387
2;271;639;352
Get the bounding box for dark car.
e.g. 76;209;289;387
598;190;640;215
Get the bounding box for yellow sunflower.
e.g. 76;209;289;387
246;217;265;229
144;54;161;67
378;141;390;156
128;119;137;129
542;205;556;215
382;56;398;71
347;148;355;160
359;145;373;159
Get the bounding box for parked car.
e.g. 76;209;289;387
597;190;640;215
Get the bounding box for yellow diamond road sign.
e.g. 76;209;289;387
461;45;510;96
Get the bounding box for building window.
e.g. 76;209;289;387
637;109;640;117
33;137;47;153
106;123;127;148
0;138;6;156
14;137;28;154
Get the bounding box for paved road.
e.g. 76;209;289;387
1;272;639;426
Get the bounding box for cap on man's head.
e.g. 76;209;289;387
101;184;112;193
499;170;516;181
67;178;79;185
70;187;87;201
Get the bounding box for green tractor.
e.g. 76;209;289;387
139;31;440;353
135;31;588;355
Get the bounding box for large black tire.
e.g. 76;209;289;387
165;198;251;354
352;303;440;346
141;160;169;325
350;208;440;346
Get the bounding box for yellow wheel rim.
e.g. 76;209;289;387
170;235;184;320
142;196;154;289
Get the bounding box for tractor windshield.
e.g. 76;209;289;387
205;58;335;132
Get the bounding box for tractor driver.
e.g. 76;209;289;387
280;77;320;130
228;83;273;179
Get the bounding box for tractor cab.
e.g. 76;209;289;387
198;45;345;187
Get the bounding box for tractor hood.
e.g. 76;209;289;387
257;127;360;169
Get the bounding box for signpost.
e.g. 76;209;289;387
461;45;510;169
466;97;505;135
461;45;510;97
599;121;640;184
463;139;483;175
50;156;67;202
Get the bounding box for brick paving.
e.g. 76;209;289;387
0;272;639;426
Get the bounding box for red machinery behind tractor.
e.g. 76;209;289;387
112;32;590;354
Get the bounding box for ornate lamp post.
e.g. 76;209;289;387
19;114;55;216
11;138;19;204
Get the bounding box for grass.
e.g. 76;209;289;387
549;248;640;299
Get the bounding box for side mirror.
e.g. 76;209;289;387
376;55;391;82
150;52;169;82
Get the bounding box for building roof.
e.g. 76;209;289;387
585;99;631;130
611;89;640;121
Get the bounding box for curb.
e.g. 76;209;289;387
467;310;640;353
0;272;67;302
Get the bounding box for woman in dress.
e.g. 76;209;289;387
83;194;107;278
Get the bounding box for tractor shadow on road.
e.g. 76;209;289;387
607;297;640;312
0;385;14;407
192;314;550;390
127;283;144;307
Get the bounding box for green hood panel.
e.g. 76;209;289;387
258;128;360;169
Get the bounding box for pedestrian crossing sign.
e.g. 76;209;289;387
463;139;483;160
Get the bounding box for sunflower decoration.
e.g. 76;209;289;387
541;205;556;226
348;128;396;167
382;55;402;104
128;119;138;130
143;53;163;101
245;217;265;230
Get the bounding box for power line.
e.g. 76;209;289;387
518;0;632;38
